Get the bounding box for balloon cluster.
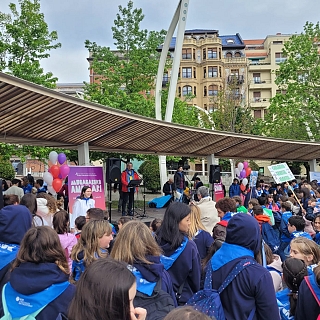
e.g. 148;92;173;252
43;151;70;195
234;161;252;191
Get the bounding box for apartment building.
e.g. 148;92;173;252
244;33;291;119
162;29;247;112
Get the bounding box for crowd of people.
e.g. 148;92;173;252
0;173;320;319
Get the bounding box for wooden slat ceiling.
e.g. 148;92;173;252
1;72;320;161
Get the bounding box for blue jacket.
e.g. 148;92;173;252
0;262;75;320
291;231;312;240
22;184;33;194
210;213;280;320
132;255;176;306
193;230;214;260
229;183;240;198
295;277;320;320
0;205;32;290
280;211;292;242
315;232;320;245
159;239;201;304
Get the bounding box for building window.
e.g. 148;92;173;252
253;73;261;83
234;52;241;57
208;67;218;78
253;91;261;102
204;86;207;97
208;85;218;96
182;48;192;59
204;104;207;110
219;67;222;77
203;67;207;78
208;104;215;112
193;67;196;79
226;52;232;58
182;85;192;96
254;110;262;119
178;87;181;97
182;67;192;78
193;49;196;60
273;41;283;44
207;48;217;59
231;69;239;76
203;49;206;60
194;86;197;96
275;52;286;64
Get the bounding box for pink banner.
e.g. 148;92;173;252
68;166;105;213
213;183;224;202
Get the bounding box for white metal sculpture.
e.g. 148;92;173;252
155;0;190;189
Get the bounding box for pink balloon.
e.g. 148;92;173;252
59;164;70;179
243;161;249;169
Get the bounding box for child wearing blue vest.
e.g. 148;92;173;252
0;205;32;290
287;215;312;241
0;226;75;320
111;220;176;318
276;257;308;320
156;202;201;305
71;219;112;281
279;202;293;261
189;204;213;260
295;264;320;319
289;237;320;276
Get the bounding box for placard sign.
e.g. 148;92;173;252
68;166;106;213
249;171;259;187
268;163;295;184
310;172;320;184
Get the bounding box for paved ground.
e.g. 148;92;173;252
108;191;167;227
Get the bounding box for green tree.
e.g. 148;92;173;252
263;21;320;141
0;157;16;180
0;0;61;88
138;159;160;192
201;81;255;134
84;0;166;116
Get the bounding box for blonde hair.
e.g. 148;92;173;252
71;220;111;265
291;237;320;265
189;204;206;238
111;220;162;265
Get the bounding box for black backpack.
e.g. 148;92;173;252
133;280;175;320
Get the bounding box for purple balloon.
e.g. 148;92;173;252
240;169;246;178
59;164;70;179
58;153;67;165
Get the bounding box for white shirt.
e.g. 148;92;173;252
70;198;95;229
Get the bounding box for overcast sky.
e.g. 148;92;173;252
1;0;320;83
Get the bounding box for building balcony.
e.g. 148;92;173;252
222;57;247;64
227;75;245;85
248;60;272;70
250;97;271;107
249;79;272;88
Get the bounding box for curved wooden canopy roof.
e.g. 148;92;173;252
0;72;319;161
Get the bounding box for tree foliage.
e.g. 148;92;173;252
84;0;166;117
199;81;256;134
0;0;61;88
0;157;16;180
138;159;160;192
263;21;320;141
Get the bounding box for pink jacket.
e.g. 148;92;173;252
58;233;77;272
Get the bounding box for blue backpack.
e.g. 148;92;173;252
186;259;256;320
